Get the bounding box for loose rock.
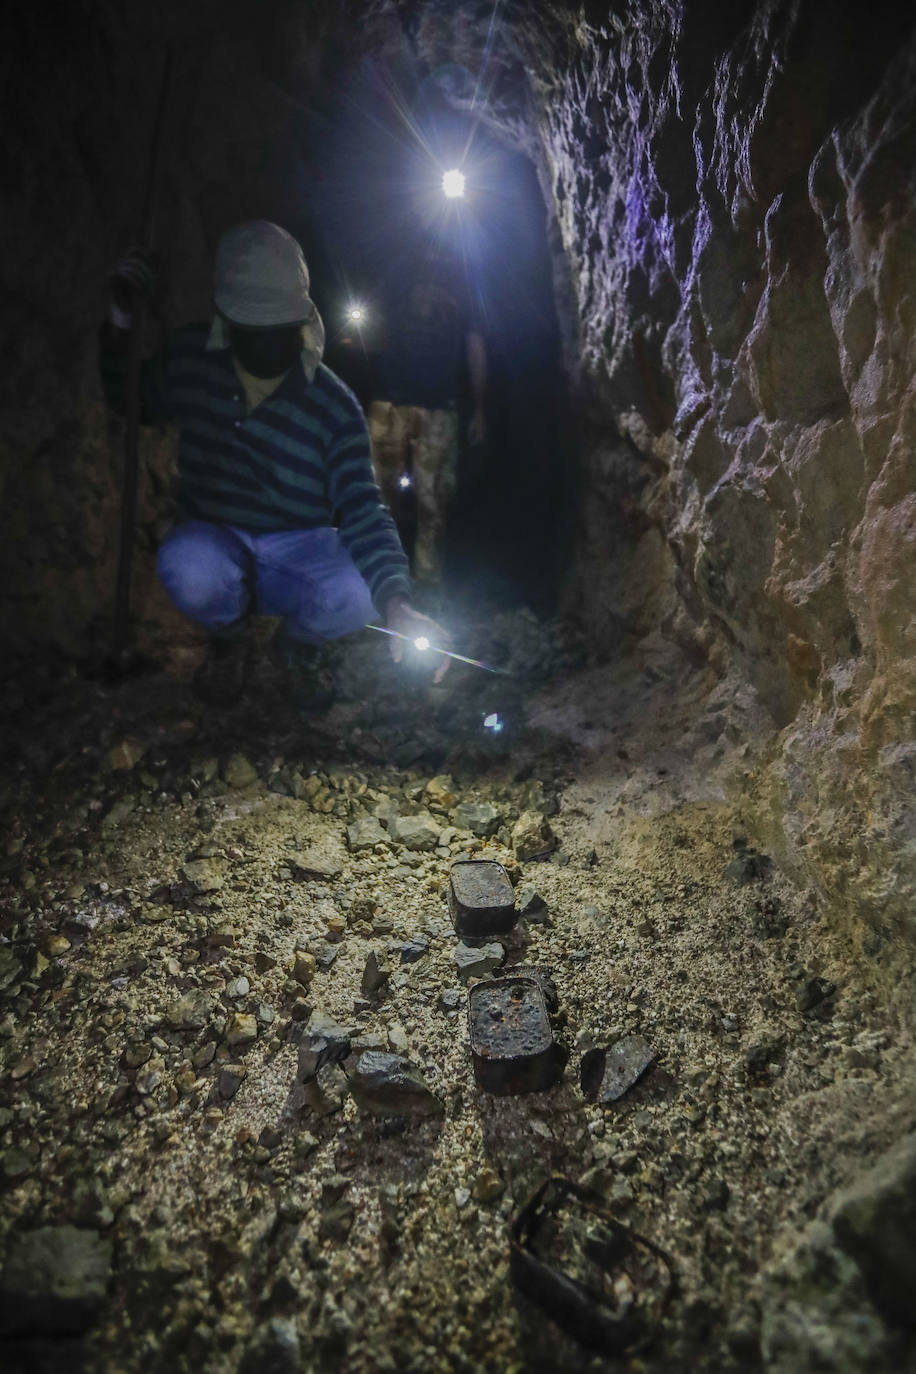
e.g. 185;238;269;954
349;1052;444;1118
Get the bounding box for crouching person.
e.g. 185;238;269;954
100;220;449;708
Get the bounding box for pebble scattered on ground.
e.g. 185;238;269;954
0;606;911;1373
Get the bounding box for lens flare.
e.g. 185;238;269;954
347;304;364;322
414;636;431;652
398;474;412;489
483;712;504;733
364;624;511;675
442;168;465;199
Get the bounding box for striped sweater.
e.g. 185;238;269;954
100;323;411;612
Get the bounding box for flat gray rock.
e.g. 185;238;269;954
454;941;505;981
350;1051;443;1118
390;812;441;850
347;817;388;851
581;1035;655;1102
453;801;501;837
297;1012;352;1081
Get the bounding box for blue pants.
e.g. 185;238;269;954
157;521;377;644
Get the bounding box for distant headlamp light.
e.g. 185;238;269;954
399;474;412;490
347;304;364;322
442;168;465;199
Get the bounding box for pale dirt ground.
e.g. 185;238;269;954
0;603;913;1373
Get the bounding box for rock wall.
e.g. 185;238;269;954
412;0;916;992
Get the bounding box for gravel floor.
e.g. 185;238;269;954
0;602;912;1373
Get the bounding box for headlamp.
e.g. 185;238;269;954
442;168;465;199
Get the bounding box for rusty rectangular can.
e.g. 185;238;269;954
468;976;561;1094
448;859;516;938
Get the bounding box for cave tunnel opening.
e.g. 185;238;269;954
1;4;915;1373
294;58;576;615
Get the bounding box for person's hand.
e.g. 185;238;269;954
109;246;159;326
386;598;452;682
468;407;486;446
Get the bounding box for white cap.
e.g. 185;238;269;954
213;220;313;326
208;220;325;379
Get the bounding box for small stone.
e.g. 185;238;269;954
218;1063;247;1099
106;737;146;771
389;813;441;851
425;775;458;809
453;801;501;837
400;938;429;964
123;1043;151;1069
511;811;557;861
315;945;339;972
295;842;344;880
454;1187;471;1210
300;1062;348;1117
164;989;215;1031
319;1200;355;1244
43;934;72;957
387;1022;409;1054
224;1013;257;1047
350;1052;443;1118
472;1166;505;1203
0;948;23;990
796;976;837;1014
226;976;250;999
581;1035;655;1103
438;988;462;1012
516;884;548;919
347;817;388;851
193;1040;217;1069
291;952;317;988
293;1131;319;1160
361;949;392;997
222;754;259;789
454;941;505;981
180;859;225;893
297;1013;352;1081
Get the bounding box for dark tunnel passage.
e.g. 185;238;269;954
0;4;914;1374
297;63;576;611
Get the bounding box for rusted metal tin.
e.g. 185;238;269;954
448;859;516;938
468;976;561;1094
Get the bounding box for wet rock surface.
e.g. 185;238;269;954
0;605;912;1372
